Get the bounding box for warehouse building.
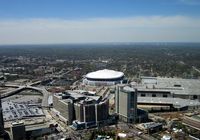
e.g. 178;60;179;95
130;77;200;111
137;97;200;112
135;77;200;101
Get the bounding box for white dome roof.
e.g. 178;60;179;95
162;135;171;140
86;69;124;80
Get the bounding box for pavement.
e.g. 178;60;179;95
0;85;51;107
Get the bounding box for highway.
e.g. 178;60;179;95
0;84;50;107
192;66;200;74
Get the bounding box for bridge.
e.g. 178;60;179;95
0;85;50;107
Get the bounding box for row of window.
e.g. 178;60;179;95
140;93;168;98
139;94;199;100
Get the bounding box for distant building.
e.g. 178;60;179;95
83;69;124;86
115;85;137;123
3;73;19;81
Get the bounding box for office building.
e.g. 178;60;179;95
10;122;26;140
95;100;109;122
74;103;84;122
53;90;109;128
53;94;74;125
115;85;137;123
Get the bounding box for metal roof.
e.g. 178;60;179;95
86;69;124;80
136;77;200;95
138;97;200;108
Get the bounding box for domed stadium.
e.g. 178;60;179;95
83;69;124;86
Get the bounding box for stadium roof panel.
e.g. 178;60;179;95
86;69;124;80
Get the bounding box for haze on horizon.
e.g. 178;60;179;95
0;0;200;45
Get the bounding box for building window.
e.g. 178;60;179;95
163;94;168;98
193;95;198;100
174;84;181;87
141;93;146;97
152;94;156;97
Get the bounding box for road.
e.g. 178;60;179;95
0;85;51;107
192;66;200;73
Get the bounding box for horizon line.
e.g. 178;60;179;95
0;41;200;46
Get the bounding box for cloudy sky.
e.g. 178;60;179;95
0;0;200;44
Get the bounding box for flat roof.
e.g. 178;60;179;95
136;77;200;95
142;122;162;129
123;86;136;92
138;97;200;108
54;90;102;104
2;101;44;121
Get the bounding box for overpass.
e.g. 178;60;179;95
0;85;50;107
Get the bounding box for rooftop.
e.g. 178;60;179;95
142;122;163;129
123;86;136;92
54;90;103;104
86;69;124;80
2;101;44;121
138;97;200;108
136;77;200;95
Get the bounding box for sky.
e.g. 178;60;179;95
0;0;200;44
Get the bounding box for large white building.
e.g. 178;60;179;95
133;77;200;111
83;69;124;86
135;77;200;100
